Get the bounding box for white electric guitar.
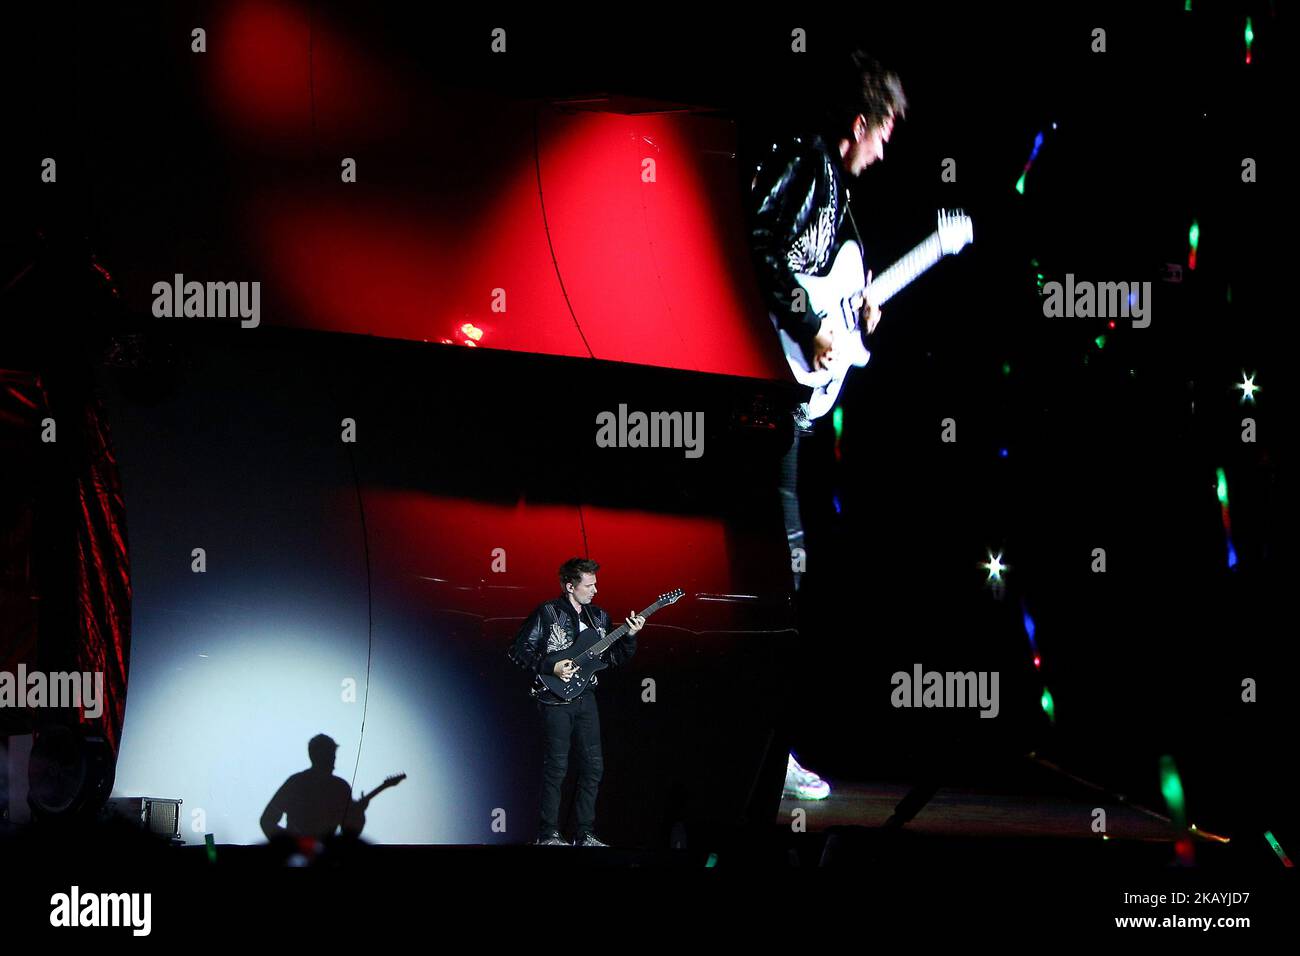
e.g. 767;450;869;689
774;209;974;419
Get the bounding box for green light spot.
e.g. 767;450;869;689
1189;220;1200;251
1159;755;1186;821
1001;361;1012;376
705;852;718;868
1094;334;1107;349
832;406;844;440
1215;467;1229;507
1015;172;1026;195
1245;17;1254;46
1040;687;1055;724
1264;830;1291;865
205;833;217;864
1184;0;1191;10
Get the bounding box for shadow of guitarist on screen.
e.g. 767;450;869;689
260;733;405;843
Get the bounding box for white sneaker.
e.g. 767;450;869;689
783;753;830;800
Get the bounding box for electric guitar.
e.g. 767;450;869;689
537;589;684;702
344;772;407;833
774;209;974;419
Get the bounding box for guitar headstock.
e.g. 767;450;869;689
384;773;407;787
937;209;973;256
658;588;685;606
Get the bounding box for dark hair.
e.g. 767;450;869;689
559;557;600;588
308;734;337;768
824;50;907;141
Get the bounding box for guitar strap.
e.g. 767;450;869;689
846;199;867;265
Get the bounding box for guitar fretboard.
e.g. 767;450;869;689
579;598;668;659
867;233;946;306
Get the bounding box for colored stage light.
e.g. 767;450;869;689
1040;687;1055;723
1264;830;1293;867
1245;17;1254;64
1159;755;1186;822
1188;220;1200;270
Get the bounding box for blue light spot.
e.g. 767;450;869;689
1022;608;1036;641
1227;542;1238;568
1028;132;1044;162
832;495;842;515
999;448;1009;458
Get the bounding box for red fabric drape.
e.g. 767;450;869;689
0;369;130;751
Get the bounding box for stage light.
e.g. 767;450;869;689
981;550;1007;584
1188;220;1199;270
1245;17;1254;64
1159;754;1186;824
1040;687;1055;724
1235;371;1259;404
1264;830;1293;867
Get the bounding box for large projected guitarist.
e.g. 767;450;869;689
509;558;678;848
747;50;923;802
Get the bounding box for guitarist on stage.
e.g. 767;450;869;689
746;49;908;800
260;734;369;842
508;557;644;847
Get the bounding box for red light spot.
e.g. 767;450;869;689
1107;320;1115;329
1033;655;1041;669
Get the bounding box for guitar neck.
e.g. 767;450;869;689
580;600;665;658
864;232;946;306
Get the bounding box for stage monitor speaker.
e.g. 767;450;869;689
27;723;116;820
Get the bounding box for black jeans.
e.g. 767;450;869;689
537;692;603;837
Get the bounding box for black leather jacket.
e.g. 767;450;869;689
507;594;637;704
748;133;849;354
